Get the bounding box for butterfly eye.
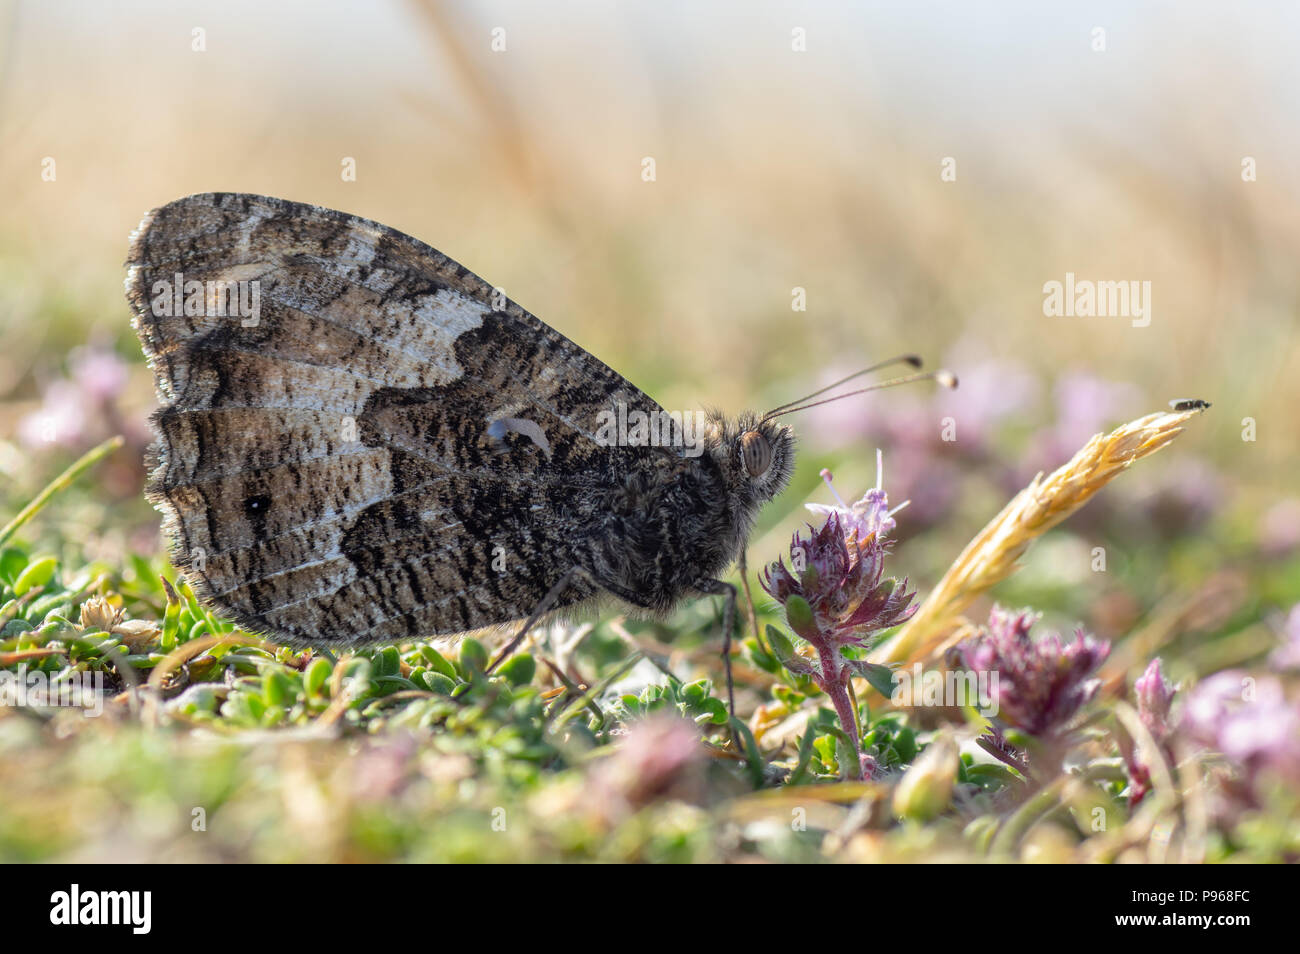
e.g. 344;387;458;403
740;431;772;477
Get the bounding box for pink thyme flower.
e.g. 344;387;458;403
18;380;90;449
805;450;903;543
1270;604;1300;671
1182;671;1300;778
594;714;706;811
18;345;133;451
959;606;1111;738
68;345;129;403
1179;670;1300;819
760;511;917;648
762;456;917;648
1121;658;1178;806
1259;499;1300;559
761;453;917;779
1134;657;1177;740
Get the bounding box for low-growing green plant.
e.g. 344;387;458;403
2;410;1298;863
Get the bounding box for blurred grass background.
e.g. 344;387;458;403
1;0;1298;645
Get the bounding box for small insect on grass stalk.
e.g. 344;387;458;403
872;404;1210;669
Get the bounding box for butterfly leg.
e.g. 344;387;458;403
486;567;583;674
736;549;761;649
693;577;738;721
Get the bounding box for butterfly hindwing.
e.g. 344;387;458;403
126;192;669;644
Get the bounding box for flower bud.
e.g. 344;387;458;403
893;732;959;821
784;595;819;642
78;595;122;632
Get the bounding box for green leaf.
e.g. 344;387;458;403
893;725;918;763
175;685;221;714
681;678;709;704
160;580;182;650
965;763;1020;787
304;657;332;696
784;595;818;640
13;556;57;596
458;638;489;678
26;591;73;620
420;671;457;696
729;717;765;788
2;619;33;637
766;625;796;664
263;669;295;707
418;645;457;679
788;726;818;786
220;693;256;724
368;674;414;695
799;561;820;592
497;653;536;688
745;639;779;673
696;697;728;725
812;733;837;772
848;659;897;699
0;548;28;585
374;646;401;678
835;734;859;781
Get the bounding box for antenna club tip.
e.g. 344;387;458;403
903;354;923;369
935;369;958;390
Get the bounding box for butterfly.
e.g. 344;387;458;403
126;193;946;690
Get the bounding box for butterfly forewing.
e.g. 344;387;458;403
126;192;667;645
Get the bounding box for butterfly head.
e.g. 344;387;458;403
719;357;957;506
705;410;795;505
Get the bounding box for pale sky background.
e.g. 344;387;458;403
2;1;1297;498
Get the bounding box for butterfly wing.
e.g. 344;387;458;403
126;192;668;645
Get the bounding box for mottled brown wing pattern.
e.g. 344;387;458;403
126;192;666;645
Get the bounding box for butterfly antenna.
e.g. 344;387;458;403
763;368;958;421
762;354;923;419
